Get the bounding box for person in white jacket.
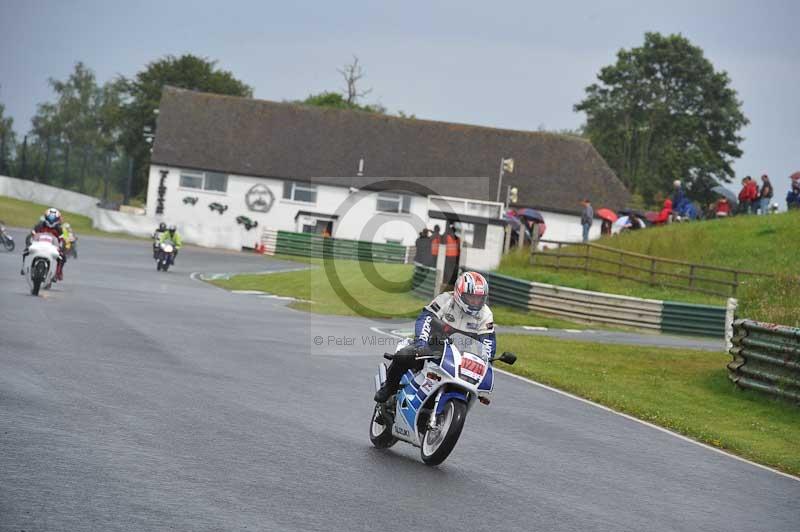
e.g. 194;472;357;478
374;271;496;403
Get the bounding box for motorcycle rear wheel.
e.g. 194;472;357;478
420;400;466;466
369;404;397;448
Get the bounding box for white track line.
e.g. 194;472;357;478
369;326;799;482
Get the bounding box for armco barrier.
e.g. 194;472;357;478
661;301;727;338
728;320;800;402
466;270;729;338
411;263;436;299
261;229;408;263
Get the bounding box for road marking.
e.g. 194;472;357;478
522;326;549;331
231;290;266;295
371;326;799;482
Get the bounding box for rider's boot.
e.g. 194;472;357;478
373;358;409;402
56;262;64;281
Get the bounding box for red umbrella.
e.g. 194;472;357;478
790;171;800;181
645;211;659;223
596;208;618;222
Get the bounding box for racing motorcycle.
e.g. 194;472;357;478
156;240;176;272
0;222;14;252
24;233;62;296
370;317;516;466
66;233;78;259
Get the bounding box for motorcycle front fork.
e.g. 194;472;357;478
428;390;443;430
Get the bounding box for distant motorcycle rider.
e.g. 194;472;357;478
152;222;167;258
374;271;496;403
21;207;67;280
158;225;183;262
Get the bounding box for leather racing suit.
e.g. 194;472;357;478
375;291;496;402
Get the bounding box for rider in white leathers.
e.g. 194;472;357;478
374;271;496;402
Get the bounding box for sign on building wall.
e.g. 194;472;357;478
245;184;275;213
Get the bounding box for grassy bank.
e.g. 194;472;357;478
499;334;800;476
0;195;141;239
211;257;592;329
500;211;800;326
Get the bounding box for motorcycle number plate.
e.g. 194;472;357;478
460;353;486;381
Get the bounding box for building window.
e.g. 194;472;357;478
283;181;317;203
376;193;411;214
180;172;203;189
471;223;487;249
179;171;228;193
204;172;228;192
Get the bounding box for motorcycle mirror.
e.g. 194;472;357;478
498;352;517;365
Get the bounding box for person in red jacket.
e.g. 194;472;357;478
738;176;759;214
715;198;731;217
653;199;673;225
21;207;67;280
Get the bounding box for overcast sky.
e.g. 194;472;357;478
1;0;797;202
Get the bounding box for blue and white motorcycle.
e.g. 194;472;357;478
370;318;516;466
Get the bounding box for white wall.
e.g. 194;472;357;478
537;210;601;244
146;165;431;247
460;224;505;270
0;175;99;217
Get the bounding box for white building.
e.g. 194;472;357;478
147;87;628;269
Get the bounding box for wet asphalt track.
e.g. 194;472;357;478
0;231;797;532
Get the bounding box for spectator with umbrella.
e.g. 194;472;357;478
597;208;617;236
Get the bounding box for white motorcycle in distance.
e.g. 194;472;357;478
370;317;516;466
24;233;62;296
156;240;176;272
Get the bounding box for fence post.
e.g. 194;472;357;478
732;271;739;296
124;157;133;205
79;147;88;193
618;250;623;276
555;244;561;272
689;265;695;288
584;244;590;273
724;298;738;351
19;136;28;179
649;258;656;285
43;137;52;183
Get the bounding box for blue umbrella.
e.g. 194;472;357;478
517;208;545;223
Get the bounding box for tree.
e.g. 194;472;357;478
302;56;386;114
575;32;748;204
301;91;385;113
117;54;253;197
28;62;122;189
0;97;16;176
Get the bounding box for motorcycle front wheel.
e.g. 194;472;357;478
420;400;466;466
3;238;14;252
369;404;397;449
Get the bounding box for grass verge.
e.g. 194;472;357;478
500;211;800;326
499;334;800;476
0;195;142;239
210;256;594;329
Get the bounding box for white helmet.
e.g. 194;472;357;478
43;208;62;228
454;271;489;316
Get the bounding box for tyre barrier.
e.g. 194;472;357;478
728;320;800;402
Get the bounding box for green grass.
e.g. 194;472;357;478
0;195;143;239
500;211;800;326
211;257;592;329
500;334;800;476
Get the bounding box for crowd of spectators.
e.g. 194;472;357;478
414;224;461;285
